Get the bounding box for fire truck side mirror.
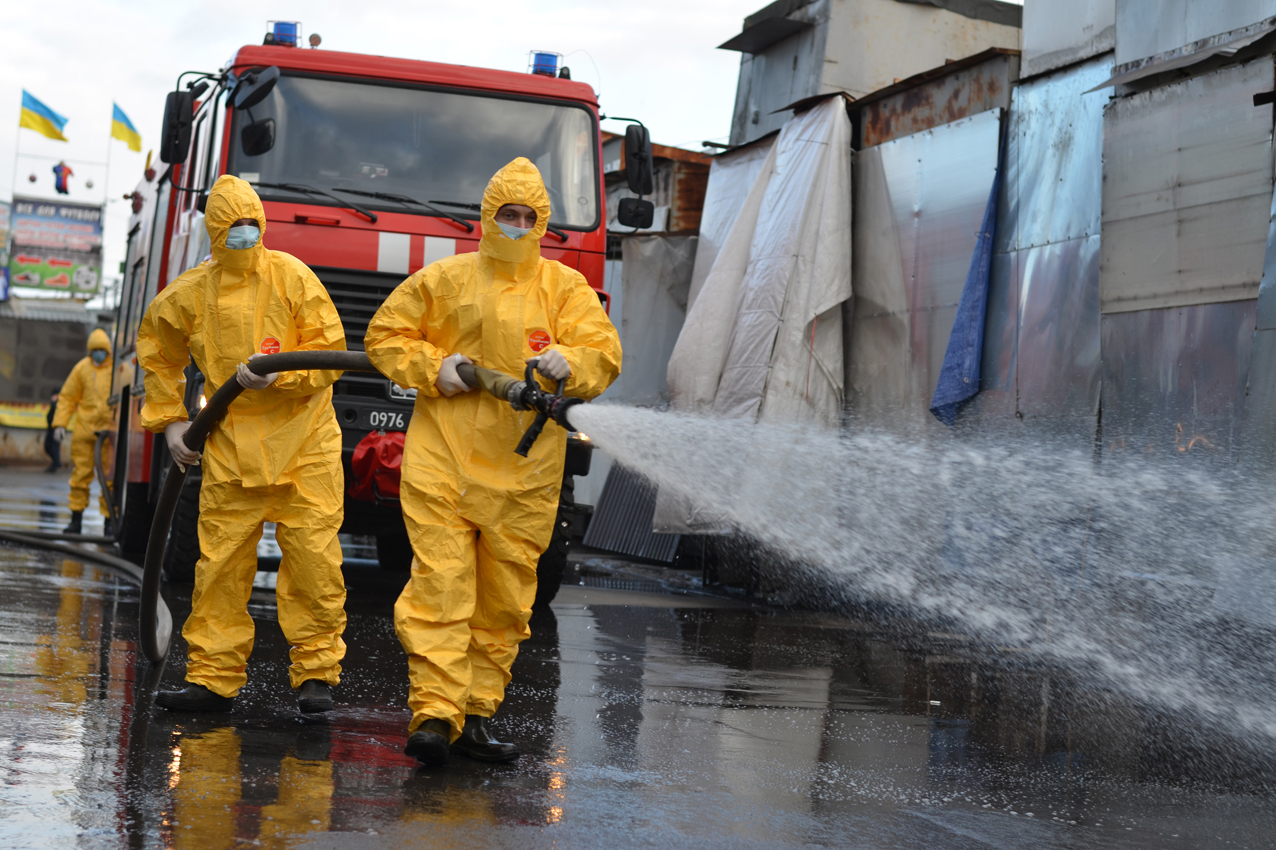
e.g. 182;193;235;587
159;91;194;165
624;124;654;196
616;197;655;229
232;66;281;110
241;119;276;157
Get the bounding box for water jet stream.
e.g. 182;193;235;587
571;403;1276;749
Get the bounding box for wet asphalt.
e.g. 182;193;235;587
1;466;1275;849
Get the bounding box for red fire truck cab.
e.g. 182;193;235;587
109;27;652;602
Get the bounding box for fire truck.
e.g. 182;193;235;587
107;23;653;604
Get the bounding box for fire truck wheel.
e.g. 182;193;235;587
375;530;414;571
534;511;570;610
117;482;155;563
162;467;202;583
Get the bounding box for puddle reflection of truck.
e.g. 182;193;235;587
108;22;654;606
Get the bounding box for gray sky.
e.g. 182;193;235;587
1;0;764;301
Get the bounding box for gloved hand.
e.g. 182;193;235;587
53;426;67;442
164;421;202;472
532;349;571;381
236;353;279;390
437;353;475;397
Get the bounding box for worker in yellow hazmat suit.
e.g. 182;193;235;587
137;175;348;714
365;158;621;765
53;328;113;534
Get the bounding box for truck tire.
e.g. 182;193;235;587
534;511;571;610
162;468;202;583
116;482;155;563
376;530;414;571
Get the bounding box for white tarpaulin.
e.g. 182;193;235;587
687;136;777;310
666;96;853;426
655;97;852;534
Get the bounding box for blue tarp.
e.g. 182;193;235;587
929;137;1003;427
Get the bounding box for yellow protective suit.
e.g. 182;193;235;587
53;328;113;514
137;175;348;698
365;158;621;739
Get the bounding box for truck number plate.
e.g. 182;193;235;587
364;409;408;431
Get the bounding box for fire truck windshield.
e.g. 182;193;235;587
227;74;600;229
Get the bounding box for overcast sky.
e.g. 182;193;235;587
1;0;1021;305
0;0;766;302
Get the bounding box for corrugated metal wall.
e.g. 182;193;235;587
847;108;1002;434
966;53;1109;445
1101;59;1274;314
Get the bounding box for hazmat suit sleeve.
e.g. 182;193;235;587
547;275;623;401
364;267;450;398
136;282;196;432
269;263;347;398
52;361;85;429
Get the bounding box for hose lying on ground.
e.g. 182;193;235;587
0;435;141;617
0;352;383;666
140;351;381;663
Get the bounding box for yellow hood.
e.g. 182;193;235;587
478;158;552;265
205;175;267;270
87;328;110;352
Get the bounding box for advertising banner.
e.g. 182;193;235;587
0;200;9;300
7;196;102;295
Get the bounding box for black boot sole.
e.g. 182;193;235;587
450;742;521;763
405;731;450;766
298;696;333;713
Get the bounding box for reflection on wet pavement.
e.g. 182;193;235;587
1;471;1274;847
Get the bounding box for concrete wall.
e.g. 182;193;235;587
0;318;87;402
1022;0;1115;78
729;0;832;145
1115;0;1276;65
821;0;1022;98
725;0;1021;146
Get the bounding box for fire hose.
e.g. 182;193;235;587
0;433;138;588
0;349;583;665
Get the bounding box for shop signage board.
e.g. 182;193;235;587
7;196;102;295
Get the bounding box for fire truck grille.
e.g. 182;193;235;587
312;266;404;402
311;266;404;350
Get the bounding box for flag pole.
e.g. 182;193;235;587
105;110;113;201
101;106;115;308
10;103;21;204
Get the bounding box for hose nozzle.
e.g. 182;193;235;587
456;360;584;456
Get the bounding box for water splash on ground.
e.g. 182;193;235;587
571;403;1276;747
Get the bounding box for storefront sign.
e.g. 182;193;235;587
7;196;102;295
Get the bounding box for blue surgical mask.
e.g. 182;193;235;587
496;221;532;241
90;350;107;366
225;224;261;250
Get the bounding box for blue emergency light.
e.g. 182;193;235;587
530;51;560;77
266;21;301;47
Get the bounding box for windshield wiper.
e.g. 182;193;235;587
335;189;474;233
250;182;377;223
431;199;569;243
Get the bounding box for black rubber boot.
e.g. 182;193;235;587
450;715;519;763
63;511;82;535
155;682;234;713
404;719;451;766
297;679;333;713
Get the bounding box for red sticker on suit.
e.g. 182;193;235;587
528;329;551;352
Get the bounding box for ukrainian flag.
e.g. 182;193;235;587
19;90;68;142
111;103;141;152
